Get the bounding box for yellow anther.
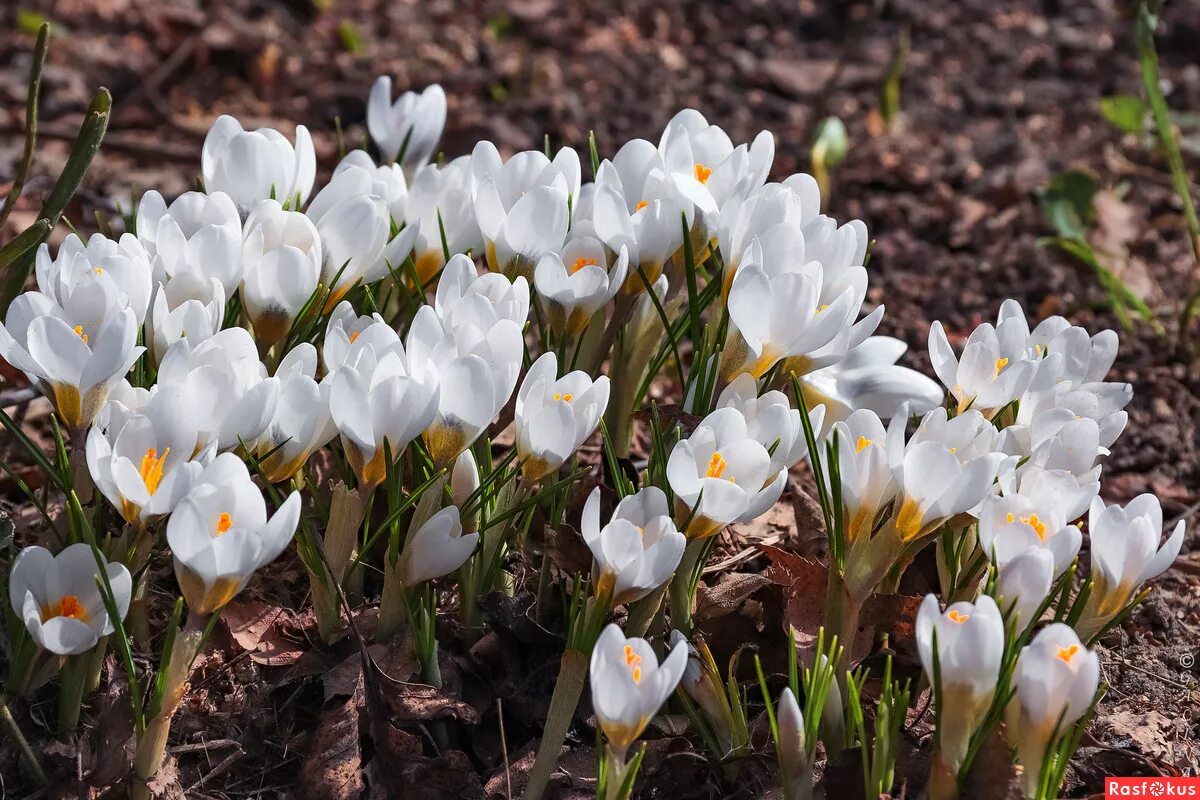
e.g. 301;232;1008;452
1020;513;1047;540
348;330;360;344
705;452;728;479
56;594;87;620
855;436;872;453
216;512;233;535
139;447;170;495
1006;512;1016;524
553;392;574;402
635;200;648;212
570;257;598;274
1056;644;1080;663
93;267;105;275
947;609;970;624
74;324;89;345
694;163;712;184
993;356;1009;376
948;447;957;454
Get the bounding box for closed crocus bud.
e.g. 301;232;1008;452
8;544;132;656
254;345;338;483
581;487;685;606
329;338;439;490
666;407;784;540
399;505;479;586
336;150;408;224
716;180;819;290
929;316;1036;418
35;232;153;325
1008;624;1100;798
590;624;687;759
147;270;226;364
514;352;610;483
137;189;243;294
86;390;214;528
407;304;523;468
450;450;480;508
671;630;735;752
405;157;481;285
827;409;896;543
166;454;302;614
201;115;316;217
916;594;1005;772
533;241;628;336
305;164;393;309
716;373;824;475
0;299;143;431
240;199;323;347
366;78;446;174
435;254;530;328
994;547;1055;629
777;687;809;795
890;408;1003;543
154;328;280;452
1077;494;1184;640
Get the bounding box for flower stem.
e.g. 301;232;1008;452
57;652;87;731
625;583;667;639
523;648;589;800
0;693;48;785
669;539;706;635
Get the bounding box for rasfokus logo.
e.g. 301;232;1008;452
1107;778;1200;797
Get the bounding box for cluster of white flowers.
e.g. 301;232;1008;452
0;75;1186;800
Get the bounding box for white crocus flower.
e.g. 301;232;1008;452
776;687;809;798
977;484;1085;577
240;199;323;347
721;254;857;382
889;408;1003;542
658;108;774;218
472;143;579;278
581;486;686;606
329;332;439;490
9;544;132;656
86;390;214;528
589;624;688;758
321;301;397;372
0;299;142;431
147;270;226;364
35;232;153;325
514;352;610;483
716;373;823;475
592;174;689;293
716;176;823;291
534;241;628;335
407;303;524;468
434;253;529;327
796;335;944;427
929;316;1037;418
827;409;897;543
1078;494;1184;638
1008;624;1100;797
254;344;337;483
993;547;1055;629
137;189;243;293
916;594;1005;771
399;505;479;586
666;407;785;540
304;163;394;308
367;78;446;174
336;150;408;224
405;156;481;285
201;115;316;216
154;328;280;452
451;450;480;509
167;454;301;614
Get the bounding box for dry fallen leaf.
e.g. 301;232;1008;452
298;693;365;800
222;600;305;666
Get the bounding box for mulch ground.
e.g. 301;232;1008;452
1;0;1198;797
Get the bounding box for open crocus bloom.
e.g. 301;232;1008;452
166;454;301;614
321;302;398;372
514;352;610;483
0;300;143;431
147;269;226;364
929;316;1036;418
254;344;337;483
715;373;823;475
590;624;687;759
399;506;479;586
715;177;822;290
977;489;1083;578
888;408;1003;542
592;177;689;293
366;78;446;174
657;108;774;218
241;199;323;346
827;409;897;543
336;150;408;225
87;388;214;528
304;164;394;308
916;594;1004;771
1008;624;1100;797
154;328;280;452
9;544;131;656
581;487;685;606
1082;494;1184;626
329;336;439;490
137;189;243;294
434;253;530;328
405;156;481;285
666;407;783;539
534;241;627;336
35;232;153;325
407;303;523;468
201;114;315;216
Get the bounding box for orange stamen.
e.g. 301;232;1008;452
694;163;712;184
216;512;233;535
1056;644;1080;663
705;452;727;479
947;610;970;624
570;257;598;274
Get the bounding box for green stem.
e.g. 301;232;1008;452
625;584;668;639
0;693;48;785
523;648;590;800
668;540;706;635
57;653;87;731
